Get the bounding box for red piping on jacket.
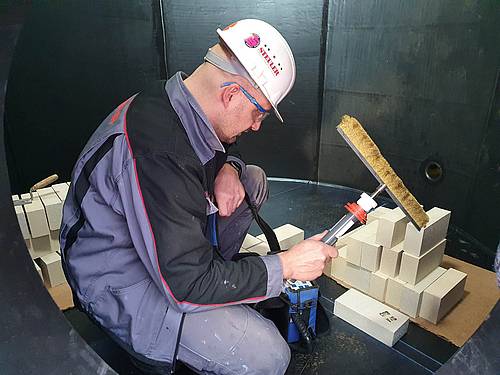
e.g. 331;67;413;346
122;98;267;307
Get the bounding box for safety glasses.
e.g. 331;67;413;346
221;82;270;121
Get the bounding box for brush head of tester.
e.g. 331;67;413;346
337;115;429;229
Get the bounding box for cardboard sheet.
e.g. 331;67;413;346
329;255;500;347
412;255;500;347
48;282;74;310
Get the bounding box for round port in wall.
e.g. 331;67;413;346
422;159;444;183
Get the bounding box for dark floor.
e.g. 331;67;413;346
64;179;496;375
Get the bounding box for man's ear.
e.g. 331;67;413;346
221;84;240;109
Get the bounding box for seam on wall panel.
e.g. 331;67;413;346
315;0;330;183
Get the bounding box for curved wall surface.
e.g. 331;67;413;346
0;5;114;374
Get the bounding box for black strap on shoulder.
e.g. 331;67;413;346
244;193;281;254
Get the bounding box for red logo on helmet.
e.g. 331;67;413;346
244;33;260;48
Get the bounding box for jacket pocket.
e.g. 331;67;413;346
90;277;167;356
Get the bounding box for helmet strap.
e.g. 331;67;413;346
204;49;259;89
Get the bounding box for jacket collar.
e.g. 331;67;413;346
165;72;225;165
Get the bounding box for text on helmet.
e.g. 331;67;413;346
259;47;280;77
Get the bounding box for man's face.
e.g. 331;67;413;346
218;83;272;143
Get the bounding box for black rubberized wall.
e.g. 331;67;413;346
0;5;115;374
3;1;499;250
5;1;166;192
161;0;324;180
319;0;500;250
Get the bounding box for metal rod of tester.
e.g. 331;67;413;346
321;184;387;246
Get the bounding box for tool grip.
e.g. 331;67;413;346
31;174;59;191
321;213;357;246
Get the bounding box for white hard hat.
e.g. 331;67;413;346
217;19;296;123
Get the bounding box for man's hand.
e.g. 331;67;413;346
214;163;245;217
278;231;338;281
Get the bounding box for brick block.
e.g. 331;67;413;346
399;239;446;285
256;224;304;251
376;207;409;248
336;225;364;246
419;268;467;324
37;187;62;230
344;262;371;293
31;235;52;255
49;230;60;251
399;267;446;318
25;238;34;257
241;234;262;250
369;271;388;301
366;206;392;224
385;277;407;309
334;288;409;346
360;233;382;272
12;195;31;240
327;245;347;280
379;242;403;277
246;242;270;256
37;252;66;287
52;182;69;201
21;193;50;238
33;259;43;280
403;207;451;257
360;220;380;235
344;230;365;266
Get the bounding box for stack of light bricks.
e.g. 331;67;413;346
12;182;70;288
325;206;467;325
239;223;305;256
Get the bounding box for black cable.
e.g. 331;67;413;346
290;313;314;354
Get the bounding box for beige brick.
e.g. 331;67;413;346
329;255;348;281
366;206;392;224
37;252;66;287
37;187;62;231
379;242;403;277
369;271;388;301
385;277;407;309
345;230;366;266
25;238;33;257
241;234;262;250
376;208;410;248
325;244;348;279
360;220;380;235
246;242;270;256
403;207;451;257
344;262;371;293
49;230;60;251
337;225;364;246
21;193;50;238
256;224;304;251
360;233;382;272
31;235;52;255
399;239;446;285
338;245;347;259
419;268;467;324
52;182;69;201
334;289;409;346
399;267;446;318
33;259;43;280
12;195;31;240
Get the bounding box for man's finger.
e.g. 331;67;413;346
307;230;328;241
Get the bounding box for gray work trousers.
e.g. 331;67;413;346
176;165;291;375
